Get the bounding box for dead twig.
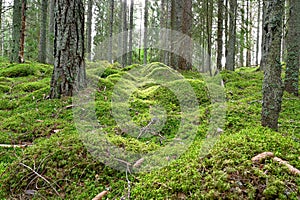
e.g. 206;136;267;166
92;191;108;200
19;163;60;197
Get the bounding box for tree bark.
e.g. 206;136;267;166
50;0;86;98
86;0;93;61
47;0;55;64
261;0;285;131
225;0;237;71
285;0;300;96
128;0;134;65
19;0;26;63
38;0;48;63
143;0;148;65
122;0;128;67
217;0;224;71
256;0;261;66
0;0;2;55
260;1;267;71
178;0;192;70
11;0;22;63
108;0;114;63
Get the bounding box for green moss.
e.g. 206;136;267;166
0;61;299;199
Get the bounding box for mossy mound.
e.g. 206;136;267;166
0;63;299;199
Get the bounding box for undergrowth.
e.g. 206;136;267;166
0;61;299;199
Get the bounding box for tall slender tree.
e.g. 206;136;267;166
11;0;22;63
178;0;192;70
256;0;261;66
50;0;86;98
38;0;48;63
260;1;267;71
261;0;285;130
0;0;2;55
128;0;134;65
19;0;26;63
122;0;128;67
285;0;300;96
47;0;55;64
225;0;237;71
143;0;148;65
217;0;224;71
86;0;93;61
108;0;114;63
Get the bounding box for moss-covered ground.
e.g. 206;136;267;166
0;59;299;199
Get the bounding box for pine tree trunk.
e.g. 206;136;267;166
261;0;285;131
128;0;134;65
0;0;2;55
217;0;224;71
11;0;22;63
122;0;128;67
239;2;245;67
206;0;213;74
225;0;237;71
256;0;261;66
50;0;86;98
46;0;55;64
246;0;251;67
19;0;26;63
260;1;267;71
178;0;192;70
108;0;114;63
143;0;148;65
285;0;300;96
38;0;47;63
86;0;93;61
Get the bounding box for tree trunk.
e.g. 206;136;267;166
217;0;224;71
11;0;22;63
239;2;245;67
0;0;2;55
122;0;128;67
19;0;26;63
178;0;192;70
108;0;114;63
38;0;48;63
47;0;55;64
128;0;134;65
256;0;261;66
143;0;148;65
50;0;86;99
225;0;237;71
260;1;267;70
86;0;93;61
206;0;213;74
261;0;285;131
224;0;228;59
246;0;252;67
285;0;300;96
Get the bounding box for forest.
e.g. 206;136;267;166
0;0;299;199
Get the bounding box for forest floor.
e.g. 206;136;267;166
0;58;299;199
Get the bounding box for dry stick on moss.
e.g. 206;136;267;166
252;152;300;176
251;152;274;163
273;157;300;175
92;190;108;200
19;163;60;197
0;144;32;148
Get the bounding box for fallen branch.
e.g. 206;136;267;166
92;191;108;200
252;152;300;176
251;152;274;163
0;144;32;148
273;157;300;175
